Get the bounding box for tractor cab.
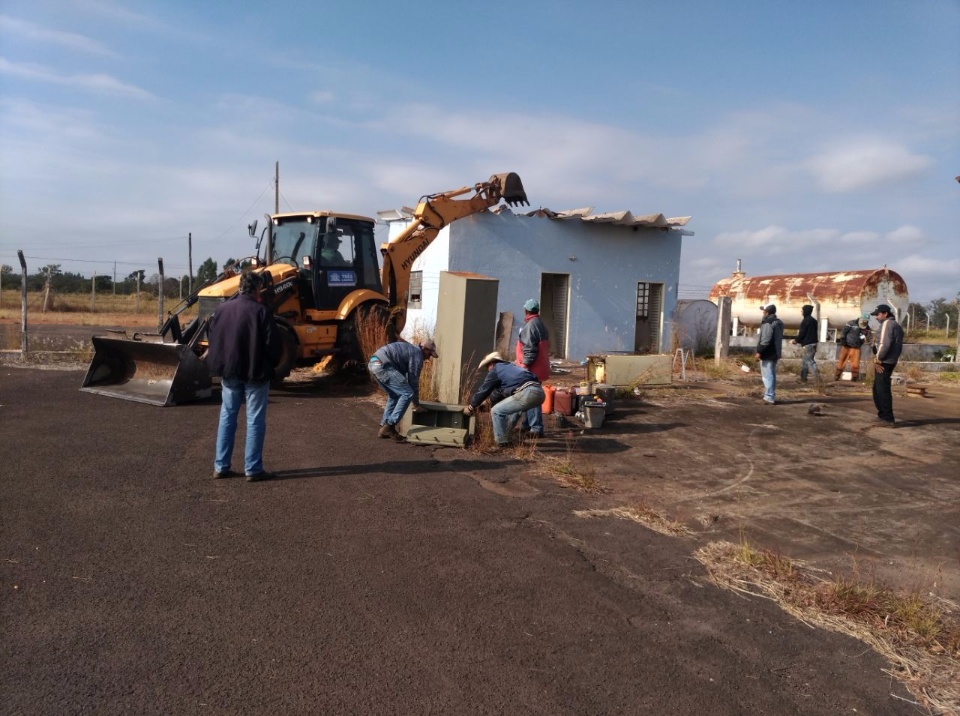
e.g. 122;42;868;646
268;212;381;312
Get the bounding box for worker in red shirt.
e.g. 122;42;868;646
515;299;550;437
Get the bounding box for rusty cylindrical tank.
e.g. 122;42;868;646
709;268;909;330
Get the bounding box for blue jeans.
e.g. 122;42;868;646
525;405;544;436
215;378;270;475
760;360;778;403
800;344;819;381
491;384;545;445
369;359;414;426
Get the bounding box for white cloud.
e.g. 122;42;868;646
803;139;933;192
0;15;118;57
896;254;960;278
884;224;925;245
0;57;155;99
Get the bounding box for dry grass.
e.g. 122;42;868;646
0;290;183;324
697;539;960;714
698;357;738;380
536;433;602;492
576;502;690;536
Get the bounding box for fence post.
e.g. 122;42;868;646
714;296;732;365
42;267;51;313
136;272;141;313
157;258;165;331
92;271;97;311
17;250;27;359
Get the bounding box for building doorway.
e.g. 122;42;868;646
635;282;663;353
539;273;569;358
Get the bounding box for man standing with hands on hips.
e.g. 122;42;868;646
870;304;903;427
516;299;550;438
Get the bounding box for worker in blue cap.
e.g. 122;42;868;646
515;298;550;437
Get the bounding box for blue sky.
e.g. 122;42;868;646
1;0;958;303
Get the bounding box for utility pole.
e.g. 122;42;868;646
18;250;27;357
275;161;280;214
157;258;165;331
188;232;193;294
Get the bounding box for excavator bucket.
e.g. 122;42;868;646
489;172;529;207
80;334;212;406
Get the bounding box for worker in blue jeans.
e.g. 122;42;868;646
369;339;438;440
204;271;282;482
463;352;545;449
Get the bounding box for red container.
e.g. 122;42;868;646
542;384;556;414
554;388;575;416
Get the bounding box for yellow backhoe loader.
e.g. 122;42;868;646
80;172;528;405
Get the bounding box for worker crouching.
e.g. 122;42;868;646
463;352;545;449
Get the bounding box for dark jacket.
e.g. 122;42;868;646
875;316;904;367
515;315;550;381
205;294;281;383
757;313;784;361
796;306;818;346
470;362;540;410
840;319;868;348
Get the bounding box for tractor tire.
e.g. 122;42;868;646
271;321;298;386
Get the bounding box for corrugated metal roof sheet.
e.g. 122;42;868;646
379;206;693;233
518;206;692;228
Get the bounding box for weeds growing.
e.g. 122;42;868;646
698;539;960;714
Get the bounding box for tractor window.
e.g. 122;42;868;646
272;219;318;266
320;227;355;267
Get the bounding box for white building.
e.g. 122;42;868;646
378;206;692;361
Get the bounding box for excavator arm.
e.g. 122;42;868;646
380;172;528;334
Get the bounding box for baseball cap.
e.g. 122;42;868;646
523;299;540;312
760;303;776;313
870;304;892;316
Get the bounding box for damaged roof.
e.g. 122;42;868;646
379;206;693;234
517;206;692;229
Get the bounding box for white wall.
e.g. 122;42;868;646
386;221;450;342
387;210;683;360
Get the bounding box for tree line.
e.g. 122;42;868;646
907;296;960;332
0;258;234;299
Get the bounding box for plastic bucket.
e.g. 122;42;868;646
581;400;606;429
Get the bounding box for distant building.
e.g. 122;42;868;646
379;207;692;361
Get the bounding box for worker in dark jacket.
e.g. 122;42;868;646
792;304;819;383
870;304;904;427
754;304;784;405
515;299;550;438
205;271;282;482
835;315;871;381
369;339;437;440
464;352;545;449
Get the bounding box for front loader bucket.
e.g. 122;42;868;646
489;172;529;207
80;335;212;406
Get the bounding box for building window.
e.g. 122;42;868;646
408;271;423;309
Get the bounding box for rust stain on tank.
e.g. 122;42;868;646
710;269;907;305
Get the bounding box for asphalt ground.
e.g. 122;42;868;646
0;366;923;715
